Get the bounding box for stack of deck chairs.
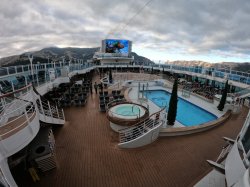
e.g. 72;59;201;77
99;91;109;112
59;80;91;107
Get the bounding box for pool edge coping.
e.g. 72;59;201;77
159;110;231;136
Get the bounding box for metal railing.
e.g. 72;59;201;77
234;86;250;98
216;144;232;163
0;62;249;95
108;103;142;119
0;101;36;139
119;107;166;143
0;98;31;125
36;99;64;120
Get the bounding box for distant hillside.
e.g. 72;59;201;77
221;62;250;73
167;60;250;73
0;47;154;67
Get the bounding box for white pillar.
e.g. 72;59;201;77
11;81;15;92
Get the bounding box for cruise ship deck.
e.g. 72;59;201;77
10;75;249;187
2;1;250;185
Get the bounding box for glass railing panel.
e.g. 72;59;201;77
23;66;29;72
0;68;8;76
16;66;23;73
246;79;250;85
229;74;240;81
7;67;16;75
242;123;250;153
236;71;243;76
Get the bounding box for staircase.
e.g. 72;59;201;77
118;107;166;148
32;86;65;125
36;99;65;125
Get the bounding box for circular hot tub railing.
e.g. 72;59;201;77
106;99;150;126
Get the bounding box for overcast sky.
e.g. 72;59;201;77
1;0;250;63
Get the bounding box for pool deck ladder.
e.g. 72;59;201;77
138;82;149;100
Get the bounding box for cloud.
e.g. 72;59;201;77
0;0;250;62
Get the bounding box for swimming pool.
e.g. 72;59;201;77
144;90;217;126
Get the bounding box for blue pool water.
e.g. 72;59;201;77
115;105;141;116
144;90;217;126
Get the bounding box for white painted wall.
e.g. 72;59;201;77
225;143;246;187
118;124;161;148
0;158;18;187
0;112;39;159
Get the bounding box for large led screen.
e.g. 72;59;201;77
105;39;129;53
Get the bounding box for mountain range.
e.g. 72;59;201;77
0;47;154;67
0;47;249;73
167;60;250;73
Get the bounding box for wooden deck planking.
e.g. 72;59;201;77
11;82;249;187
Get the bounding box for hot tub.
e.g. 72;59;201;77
107;103;149;132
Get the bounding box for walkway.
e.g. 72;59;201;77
12;86;249;187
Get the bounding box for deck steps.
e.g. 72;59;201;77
36;98;65;125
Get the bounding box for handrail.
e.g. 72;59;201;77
0;101;31;117
234;86;250;97
119;109;165;143
108;104;142;118
37;98;64;120
0;63;250;90
119;106;166;132
0;104;36;136
106;99;127;109
0;84;32;99
0;97;15;115
1;103;32;126
0;110;36;137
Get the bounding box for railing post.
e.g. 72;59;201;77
39;98;45;115
11;81;15;92
62;108;65;120
44;70;47;83
1;95;6;108
36;74;39;86
24;107;30;123
47;101;52;117
35;64;37;75
56;105;60;119
143;121;146;133
45;64;47;76
154;115;156;127
25;76;28;86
